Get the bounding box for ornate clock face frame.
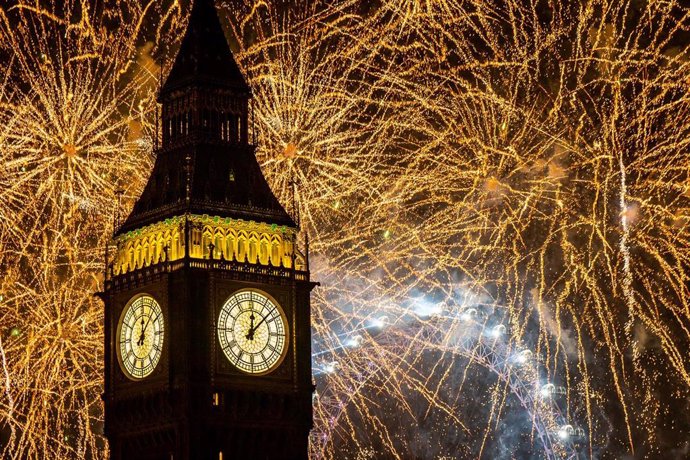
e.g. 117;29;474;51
217;289;288;375
116;294;165;380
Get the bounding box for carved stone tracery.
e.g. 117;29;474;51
112;214;306;276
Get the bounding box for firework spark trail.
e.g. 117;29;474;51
309;278;582;458
0;333;17;457
1;0;690;458
272;0;690;456
0;1;161;248
0;1;178;457
0;251;106;458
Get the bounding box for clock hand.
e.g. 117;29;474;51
138;310;157;346
247;313;268;340
246;307;256;340
138;317;145;346
142;312;154;334
251;314;268;334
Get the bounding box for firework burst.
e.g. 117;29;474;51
1;0;690;458
0;1;163;245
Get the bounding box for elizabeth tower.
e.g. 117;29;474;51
100;0;315;459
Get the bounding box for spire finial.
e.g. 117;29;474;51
159;0;249;97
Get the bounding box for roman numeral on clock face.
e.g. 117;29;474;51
217;290;288;375
119;295;165;380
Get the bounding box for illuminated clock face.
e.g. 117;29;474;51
117;295;164;380
217;290;288;375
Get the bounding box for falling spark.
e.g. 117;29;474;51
0;0;689;459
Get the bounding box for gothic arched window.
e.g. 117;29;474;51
248;236;258;264
271;239;281;267
237;233;247;262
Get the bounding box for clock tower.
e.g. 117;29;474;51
100;1;315;459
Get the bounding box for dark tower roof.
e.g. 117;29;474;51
116;0;295;235
160;0;250;97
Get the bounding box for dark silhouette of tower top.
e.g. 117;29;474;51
161;0;250;96
116;0;295;236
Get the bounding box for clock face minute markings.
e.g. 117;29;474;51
118;295;164;380
217;290;287;374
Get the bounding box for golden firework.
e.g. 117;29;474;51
1;0;689;458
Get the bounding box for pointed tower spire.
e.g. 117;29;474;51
116;0;294;235
160;0;250;97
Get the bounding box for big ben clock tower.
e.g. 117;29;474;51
100;1;315;459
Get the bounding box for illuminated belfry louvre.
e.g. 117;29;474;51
112;216;305;277
101;0;315;459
